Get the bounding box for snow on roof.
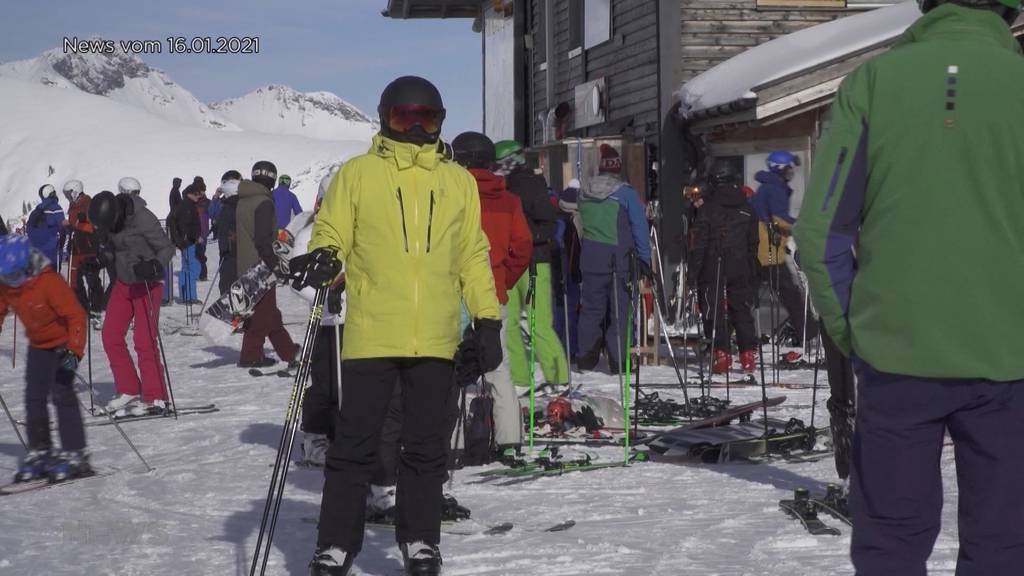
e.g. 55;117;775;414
677;1;921;120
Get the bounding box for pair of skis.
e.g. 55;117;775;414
779;485;851;536
301;515;576;536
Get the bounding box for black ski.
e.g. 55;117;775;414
0;469;112;496
85;404;219;426
248;368;294;378
779;488;841;536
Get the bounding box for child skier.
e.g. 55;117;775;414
0;234;90;483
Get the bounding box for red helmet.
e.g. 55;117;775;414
546;397;573;427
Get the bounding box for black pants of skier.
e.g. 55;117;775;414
759;264;816;344
75;265;105;314
24;347;86;452
821;325;855;480
699;277;757;352
302;325;343;437
318;357;455;552
850;359;1024;576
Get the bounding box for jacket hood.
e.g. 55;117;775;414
120;194;149;232
238;179;272;200
895;3;1020;54
371;133;445;171
583;174;623;200
755;170;790;188
468;168;506;199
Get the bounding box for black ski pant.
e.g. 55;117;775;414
24;347;86;452
699;277;757;353
850;359;1024;576
318;358;456;552
759;263;816;344
75;265;105;314
821;325;855;480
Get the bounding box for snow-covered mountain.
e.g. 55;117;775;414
0;42;238;131
211;84;378;142
0;77;364;220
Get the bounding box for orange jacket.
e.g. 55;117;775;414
470;168;533;305
0;267;86;357
65;194;96;256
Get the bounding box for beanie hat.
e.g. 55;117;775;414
598;144;621;174
192;176;206;192
559;179;580;212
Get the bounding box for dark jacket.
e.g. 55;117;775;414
109;195;175;284
169;178;182;214
27;195;64;263
234;180;278;275
217;195;240;293
751;170;794;226
689;183;758;286
173;196;201;248
505;167;559;263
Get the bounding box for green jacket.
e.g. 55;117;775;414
309;134;500;361
795;4;1024;381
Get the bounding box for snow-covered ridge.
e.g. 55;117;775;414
211;84;378;142
0;42;238;131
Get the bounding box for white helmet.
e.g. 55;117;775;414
62;179;83;201
118;177;141;196
38;184;56;200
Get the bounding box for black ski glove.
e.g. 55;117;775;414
287;247;341;290
638;259;656;282
327;283;345;316
454;329;482;387
474;318;503;374
133;259;164;282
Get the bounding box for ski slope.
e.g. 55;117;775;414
0;253;965;576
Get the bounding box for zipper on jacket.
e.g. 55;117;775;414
426;191;435;253
821;146;849;211
397;188;410;252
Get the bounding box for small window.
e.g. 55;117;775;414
584;0;611;49
568;0;582;53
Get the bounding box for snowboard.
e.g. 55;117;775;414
779;488;841;536
200;263;276;343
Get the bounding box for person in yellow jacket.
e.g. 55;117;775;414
291;76;502;576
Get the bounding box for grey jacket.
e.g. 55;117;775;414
109;195;175;284
234;180;278;274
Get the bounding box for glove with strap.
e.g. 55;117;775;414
453;318;503;386
287;247;341;290
56;347;80;373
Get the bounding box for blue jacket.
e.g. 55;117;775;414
578;175;651;274
271;185;302;229
751;170;795;225
26;195;64;263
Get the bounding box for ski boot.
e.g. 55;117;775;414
302;433;330;467
441;494;471;521
48;450;92;483
105;393;140;415
309;546;355;576
400;541;442;576
739;350;757;374
497;446;525;468
14;449;50;483
711;349;731;375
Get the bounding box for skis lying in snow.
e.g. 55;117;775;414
779;488;841;536
85;404;219;426
248;367;294;378
0;469;113;496
300;516;575;536
472;451;647;484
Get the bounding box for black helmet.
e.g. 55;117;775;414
378;76;446;146
221;170;242;182
88;190;131;237
708;158;740;186
451;131;496;169
251;160;278;190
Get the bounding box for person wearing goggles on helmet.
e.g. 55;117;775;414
0;234;91;486
299;76;500;576
795;1;1024;574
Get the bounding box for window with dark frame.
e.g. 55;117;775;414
568;0;582;54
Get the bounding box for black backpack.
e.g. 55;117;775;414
462;395;495;466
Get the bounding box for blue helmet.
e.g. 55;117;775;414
0;234;30;287
766;150;798;172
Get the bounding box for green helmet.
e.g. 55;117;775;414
278;174;292;187
494;140;523;161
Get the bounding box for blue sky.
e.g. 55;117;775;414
1;0;483;138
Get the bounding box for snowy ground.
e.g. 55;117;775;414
0;254;964;576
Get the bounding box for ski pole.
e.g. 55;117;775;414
251;285;328;576
709;257;723;388
334;323;343;412
79;265;96;412
0;389;27;451
609;255;626;460
11;314;15;369
560;248;573;386
649;284;692;419
143;281;178;419
622;255;633;462
77;376;153;472
526;263;537;454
